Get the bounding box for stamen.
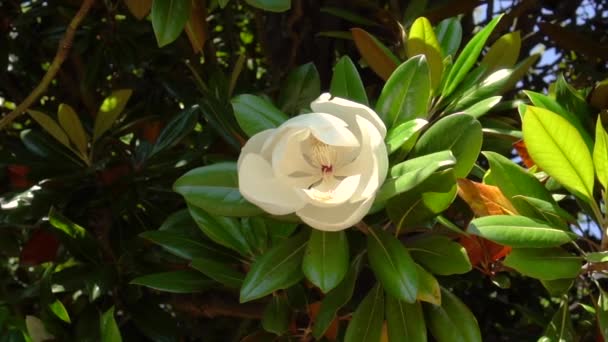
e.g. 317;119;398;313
311;138;336;175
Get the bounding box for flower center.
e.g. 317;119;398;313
310;138;335;176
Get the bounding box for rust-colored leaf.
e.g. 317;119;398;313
380;321;389;342
20;229;60;266
457;178;518;217
124;0;152;20
590;79;608;110
539;22;608;60
458;235;511;270
351;28;399;81
185;0;208;54
513;139;536;168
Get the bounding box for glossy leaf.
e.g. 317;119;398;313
57;104;88;155
457;178;518;217
425;288;482;342
468;215;575;248
188;205;252;256
100;306;122;342
245;0;290;12
386;295;426;342
480;31;521;72
407;17;443;90
20;129;83;165
93;89;133;141
27;109;70;148
302;230;349;293
385;119;427;155
499;53;540;93
435;17;462;57
232;95;288;138
312;254;363;339
150;0;192;47
503;248;582;280
462;96;502;118
152;107;198;155
130;270;213;293
375;150;456;203
522;105;595;202
278;62;320;114
262;295;290;334
415;264;441;304
174;162;263;217
376;55;431;128
329;55;368;105
594;118;608;189
344;284;384;342
48;208;100;263
191;258;244;288
184;0;207;53
412;113;482;177
49;299;70;323
368;228;418;303
442;14;502;97
409;235;471;275
451;69;511;111
555;74;592;120
351;28;399;81
240;231;308;302
598;288;608;341
514;196;574;230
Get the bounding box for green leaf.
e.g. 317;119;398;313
480;31;521;72
483;151;556;218
191;258;244;288
188;205;253;256
468;215;575;248
594;118;608;189
503;248;582;280
555;74;593;120
442;14;502;97
524;90;593;151
329;56;369;105
100;307;122;342
376;55;431;128
451;69;511;111
262;295;290;335
434;17;462;57
407;17;443;91
302;230;349;293
151;0;192;47
174;162;263;217
27;109;70;148
49;299;70;323
375;150;456;203
245;0;290;12
385;119;427;155
514;196;574;230
48;208;100;263
320;7;380;27
462;96;502;118
57;104;88;156
386;295;426;342
412;113;482;178
540;297;575;342
140;230;234;261
499;53;539;93
598;287;608;341
93;89;133;141
20;129;83;166
387;169;457;230
522;105;595;202
312;254;363;339
425;288;482;342
415;264;441;305
408;235;471;275
232;94;289;137
585;251;608;263
240;231;308;303
130;270;214;293
278;63;320;114
368;228;418;303
151;107;198;155
541;279;574;297
344;284;384;342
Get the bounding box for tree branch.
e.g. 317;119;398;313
172;295;264;320
0;0;96;130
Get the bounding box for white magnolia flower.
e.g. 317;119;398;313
237;93;388;231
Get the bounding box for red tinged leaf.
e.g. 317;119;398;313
457;179;518;217
140;120;163;144
513;139;535;168
20;229;60;266
98;164;131;186
458;235;511;272
7;164;32;189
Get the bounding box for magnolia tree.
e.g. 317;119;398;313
1;1;608;341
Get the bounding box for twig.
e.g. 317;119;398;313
172;296;264;320
0;0;96;130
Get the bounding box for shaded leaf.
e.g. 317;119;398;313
409;235;471;275
344;284;384;342
503;248;582;280
351;28;399;81
385;295;426;342
302;230;349;293
480;31;521;72
28;110;70;148
100;306;122;342
57;104;88;155
434;17;462;57
330;55;368;105
188;205;253;256
232;94;288;137
191;258;244;288
245;0;290;12
425;288;481;342
130;270;213;293
124;0;152;20
416;264;441;305
151;0;192;47
93;89;133;141
262;295;290;335
278;63;320;114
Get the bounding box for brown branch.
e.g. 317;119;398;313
172;295;264;320
0;0;96;130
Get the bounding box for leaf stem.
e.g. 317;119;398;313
0;0;96;130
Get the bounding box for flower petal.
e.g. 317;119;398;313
237;129;276;169
272;128;318;177
280;112;359;147
296;197;375;231
302;174;361;207
311;93;387;138
238;153;306;215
